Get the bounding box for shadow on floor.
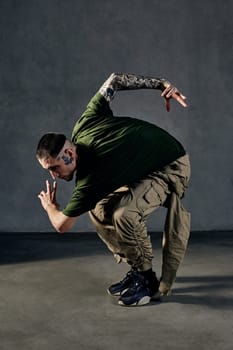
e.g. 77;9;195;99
160;275;233;310
0;230;232;265
0;232;109;264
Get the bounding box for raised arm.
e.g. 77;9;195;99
99;73;187;111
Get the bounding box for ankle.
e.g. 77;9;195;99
140;269;158;282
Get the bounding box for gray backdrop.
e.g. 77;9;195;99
0;0;232;232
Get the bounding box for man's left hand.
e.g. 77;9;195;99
161;84;188;112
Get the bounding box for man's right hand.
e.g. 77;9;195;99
38;180;59;212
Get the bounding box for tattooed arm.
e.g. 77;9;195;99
99;73;187;111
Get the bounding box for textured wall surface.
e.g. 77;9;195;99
0;0;232;232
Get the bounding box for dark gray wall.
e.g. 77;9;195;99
0;0;232;232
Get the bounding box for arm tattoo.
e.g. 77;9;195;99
99;73;170;102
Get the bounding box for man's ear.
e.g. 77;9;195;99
64;148;73;157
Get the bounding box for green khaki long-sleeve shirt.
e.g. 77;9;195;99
63;92;185;217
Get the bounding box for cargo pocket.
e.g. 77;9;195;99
139;183;167;216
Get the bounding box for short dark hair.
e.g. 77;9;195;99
36;133;67;159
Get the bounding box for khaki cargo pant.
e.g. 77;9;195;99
89;154;191;293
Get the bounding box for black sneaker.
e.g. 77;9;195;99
118;274;150;306
118;272;159;306
107;268;138;296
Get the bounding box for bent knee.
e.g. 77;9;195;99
112;206;136;230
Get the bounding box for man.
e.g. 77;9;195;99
37;73;191;306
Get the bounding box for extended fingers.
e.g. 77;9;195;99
38;181;52;201
46;180;51;193
53;181;57;192
46;179;56;195
173;93;188;107
161;86;188;108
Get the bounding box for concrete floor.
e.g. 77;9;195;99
0;231;232;350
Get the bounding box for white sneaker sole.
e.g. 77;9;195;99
118;295;151;306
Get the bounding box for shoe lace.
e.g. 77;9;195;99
128;273;145;293
119;268;134;283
